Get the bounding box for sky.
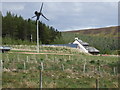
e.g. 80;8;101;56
1;1;118;31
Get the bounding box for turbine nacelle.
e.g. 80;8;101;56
34;11;41;16
32;3;49;21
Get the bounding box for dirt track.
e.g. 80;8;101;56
9;51;73;56
10;48;74;56
11;49;119;57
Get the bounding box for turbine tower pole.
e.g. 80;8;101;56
31;2;49;53
37;20;39;53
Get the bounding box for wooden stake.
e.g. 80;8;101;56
62;64;64;71
113;67;116;75
96;78;99;90
26;56;29;62
83;59;86;74
54;57;55;63
40;69;42;89
69;56;70;60
17;55;19;62
98;66;100;72
98;66;101;75
24;62;26;70
35;55;37;62
7;54;9;61
46;55;48;60
0;60;2;68
41;62;44;71
40;62;43;89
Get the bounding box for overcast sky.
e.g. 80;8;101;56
2;1;118;31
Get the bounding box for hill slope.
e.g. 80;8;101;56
2;45;119;88
64;26;119;38
59;26;119;54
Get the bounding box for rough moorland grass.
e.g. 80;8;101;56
2;46;119;88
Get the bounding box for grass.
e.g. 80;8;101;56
9;45;84;55
2;45;119;88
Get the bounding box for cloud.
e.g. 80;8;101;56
43;2;117;30
42;2;83;20
1;0;119;2
2;2;118;31
2;3;25;11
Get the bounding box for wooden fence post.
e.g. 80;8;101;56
113;67;116;75
40;62;43;89
46;55;48;60
40;69;42;89
83;59;86;74
98;66;100;72
26;56;29;62
17;55;19;62
6;54;9;61
24;61;26;70
69;55;70;60
96;78;99;90
0;60;2;68
62;64;64;71
41;62;44;71
54;57;55;63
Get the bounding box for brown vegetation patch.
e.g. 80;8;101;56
9;51;74;56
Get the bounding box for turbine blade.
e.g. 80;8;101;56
40;2;43;13
32;16;36;18
42;13;49;21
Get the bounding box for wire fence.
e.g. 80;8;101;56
2;53;119;88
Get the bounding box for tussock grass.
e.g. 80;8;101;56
2;45;119;88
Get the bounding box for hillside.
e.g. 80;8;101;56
64;26;119;38
2;12;61;45
57;26;119;54
2;45;119;88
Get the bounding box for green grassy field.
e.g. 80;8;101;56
2;45;119;88
57;32;119;55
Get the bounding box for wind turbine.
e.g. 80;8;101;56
32;2;49;53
